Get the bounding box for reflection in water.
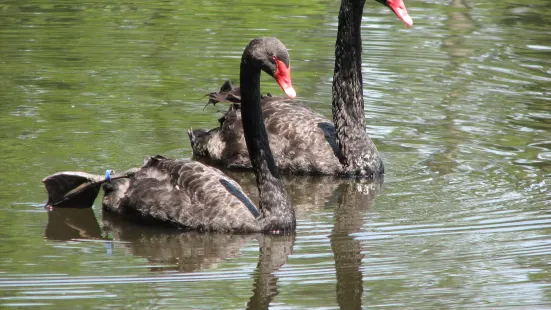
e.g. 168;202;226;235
102;212;253;272
44;207;103;241
43;177;378;309
330;179;383;309
222;169;343;211
246;234;295;310
424;0;476;176
44;206;295;308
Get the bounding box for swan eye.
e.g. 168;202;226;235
271;55;277;62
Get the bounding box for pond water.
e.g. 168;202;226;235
1;0;550;308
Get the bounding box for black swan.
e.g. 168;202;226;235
43;37;296;234
188;0;412;177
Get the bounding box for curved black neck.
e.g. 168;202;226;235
332;0;374;170
240;59;295;232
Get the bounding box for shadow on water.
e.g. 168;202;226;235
44;206;295;309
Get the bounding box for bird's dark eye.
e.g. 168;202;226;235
272;55;277;61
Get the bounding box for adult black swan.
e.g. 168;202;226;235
188;0;412;178
43;37;296;234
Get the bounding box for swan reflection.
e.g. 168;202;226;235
330;178;383;309
44;206;295;308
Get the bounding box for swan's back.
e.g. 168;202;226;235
190;97;344;175
103;156;260;232
261;100;344;173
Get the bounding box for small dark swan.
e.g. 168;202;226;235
188;0;412;178
43;37;297;234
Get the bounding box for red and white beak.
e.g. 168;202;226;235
386;0;413;27
274;59;296;99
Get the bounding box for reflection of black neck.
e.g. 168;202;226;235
240;54;295;232
247;234;295;309
330;179;382;309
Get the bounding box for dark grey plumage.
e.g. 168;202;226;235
189;91;344;174
43;37;296;234
189;0;393;178
101;156;262;232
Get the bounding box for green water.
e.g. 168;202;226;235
1;0;550;308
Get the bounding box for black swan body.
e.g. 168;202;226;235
188;0;412;178
43;37;296;234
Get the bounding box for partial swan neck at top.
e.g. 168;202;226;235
240;45;295;233
332;0;383;176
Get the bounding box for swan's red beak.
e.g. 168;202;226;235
274;59;296;99
386;0;413;27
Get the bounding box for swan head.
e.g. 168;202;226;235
377;0;413;27
243;37;297;99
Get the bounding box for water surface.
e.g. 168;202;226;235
1;0;550;308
